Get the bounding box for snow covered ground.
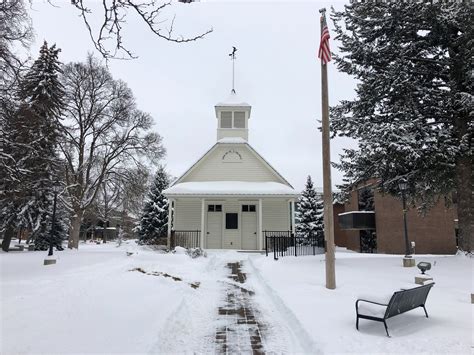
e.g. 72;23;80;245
1;242;472;354
250;249;472;354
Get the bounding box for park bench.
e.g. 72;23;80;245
7;245;25;251
355;282;435;337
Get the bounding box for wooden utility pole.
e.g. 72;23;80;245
320;8;336;290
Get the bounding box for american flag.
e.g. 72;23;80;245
318;14;331;65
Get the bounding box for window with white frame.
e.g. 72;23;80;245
242;204;256;212
208;204;222;212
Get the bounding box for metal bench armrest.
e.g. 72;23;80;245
356;298;389;314
356;299;389;307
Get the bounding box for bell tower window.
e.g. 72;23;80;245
220;111;246;129
234;112;246;128
220;111;233;128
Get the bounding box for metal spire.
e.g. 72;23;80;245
229;46;237;94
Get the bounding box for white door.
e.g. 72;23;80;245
207;205;222;249
241;204;257;250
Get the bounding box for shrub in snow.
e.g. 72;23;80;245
173;246;187;254
171;246;206;258
142;244;168;253
186;247;207;259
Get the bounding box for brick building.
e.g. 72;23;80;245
334;182;458;255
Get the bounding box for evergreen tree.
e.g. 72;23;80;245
331;3;473;252
136;167;170;245
0;41;66;250
33;213;67;251
296;176;324;239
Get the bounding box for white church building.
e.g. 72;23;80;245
163;92;299;250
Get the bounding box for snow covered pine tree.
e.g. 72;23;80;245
331;3;473;253
296;176;324;241
1;41;66;251
136;167;170;245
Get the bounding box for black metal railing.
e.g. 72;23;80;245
170;230;201;249
264;231;325;260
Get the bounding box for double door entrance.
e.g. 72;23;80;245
206;203;258;250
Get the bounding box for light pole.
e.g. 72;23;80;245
45;181;60;264
398;178;414;266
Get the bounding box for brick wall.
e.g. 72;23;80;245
333;190;362;252
374;193;457;254
335;185;457;254
333;203;347;247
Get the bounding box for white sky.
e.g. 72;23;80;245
28;0;357;191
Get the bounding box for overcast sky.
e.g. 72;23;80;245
28;0;357;191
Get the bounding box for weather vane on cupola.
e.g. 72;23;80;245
229;46;237;94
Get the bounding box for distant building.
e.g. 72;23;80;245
334;182;457;254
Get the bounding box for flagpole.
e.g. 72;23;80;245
319;8;336;290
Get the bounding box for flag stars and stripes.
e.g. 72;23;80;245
318;14;331;65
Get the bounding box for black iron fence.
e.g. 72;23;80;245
170;230;201;249
264;231;325;260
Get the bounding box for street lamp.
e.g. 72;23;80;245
48;181;61;257
398;178;413;265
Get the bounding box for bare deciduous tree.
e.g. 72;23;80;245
94;166;151;240
71;0;212;59
0;0;32;91
0;0;33;197
60;54;165;249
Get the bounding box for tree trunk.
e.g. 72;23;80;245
1;224;15;252
68;209;84;249
456;155;473;253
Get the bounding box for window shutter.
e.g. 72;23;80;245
221;112;232;128
234;112;245;128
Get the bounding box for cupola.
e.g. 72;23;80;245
215;91;252;141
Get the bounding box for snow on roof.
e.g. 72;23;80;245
338;211;375;216
217;137;247;144
215;91;251;108
163;181;298;197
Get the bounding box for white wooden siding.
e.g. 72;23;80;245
182;145;281;183
217;128;248;141
262;199;290;231
174;199;201;230
174;198;291;249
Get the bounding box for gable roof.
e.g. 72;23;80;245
170;140;294;189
